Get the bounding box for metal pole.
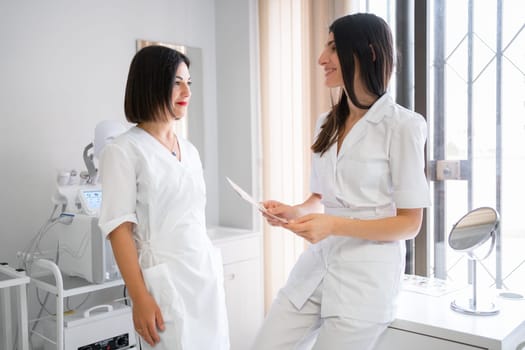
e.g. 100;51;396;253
495;0;503;289
414;0;429;277
396;0;415;274
396;0;414;110
470;259;477;309
433;0;447;279
467;0;473;210
466;0;474;284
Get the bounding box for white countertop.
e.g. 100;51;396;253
207;226;260;244
394;277;525;346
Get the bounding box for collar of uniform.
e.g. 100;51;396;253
363;93;392;124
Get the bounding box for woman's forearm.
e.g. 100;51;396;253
331;208;424;241
108;222;149;301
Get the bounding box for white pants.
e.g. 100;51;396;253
251;284;388;350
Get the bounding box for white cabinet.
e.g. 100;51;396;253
209;226;264;350
223;259;263;349
376;327;487;350
374;281;525;350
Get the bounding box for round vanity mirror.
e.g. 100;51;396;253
448;207;500;316
448;207;499;253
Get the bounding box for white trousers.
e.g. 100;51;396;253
251;284;388;350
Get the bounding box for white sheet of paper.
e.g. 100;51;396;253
226;177;288;224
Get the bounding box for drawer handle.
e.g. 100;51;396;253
83;304;114;318
225;273;236;281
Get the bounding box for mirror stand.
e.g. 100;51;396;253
448;207;500;316
451;257;499;316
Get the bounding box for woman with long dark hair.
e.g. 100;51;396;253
253;13;430;350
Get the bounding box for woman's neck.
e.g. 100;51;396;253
137;120;179;156
137;121;174;139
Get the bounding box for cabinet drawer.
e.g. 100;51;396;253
215;235;261;265
374;328;487;350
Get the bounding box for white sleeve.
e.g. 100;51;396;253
389;113;432;208
98;143;138;237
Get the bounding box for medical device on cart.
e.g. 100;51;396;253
43;301;137;350
52;185;118;284
23;120;137;350
50;120;128;284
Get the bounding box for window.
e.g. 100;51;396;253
363;0;525;292
427;0;525;291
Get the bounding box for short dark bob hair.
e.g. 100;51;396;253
124;45;190;124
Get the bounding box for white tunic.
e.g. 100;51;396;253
282;94;432;323
98;126;229;349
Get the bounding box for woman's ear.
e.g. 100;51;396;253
369;44;377;62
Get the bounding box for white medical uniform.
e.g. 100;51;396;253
253;93;431;349
98;126;230;350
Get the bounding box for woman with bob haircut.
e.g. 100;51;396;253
98;45;229;350
252;13;430;350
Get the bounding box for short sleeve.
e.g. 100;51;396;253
389;114;432;208
98;143;138;237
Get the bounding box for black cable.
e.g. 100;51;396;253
123;285;129;305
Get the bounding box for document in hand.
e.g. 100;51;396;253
226;177;288;224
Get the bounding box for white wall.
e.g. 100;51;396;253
216;0;262;230
0;0;220;267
